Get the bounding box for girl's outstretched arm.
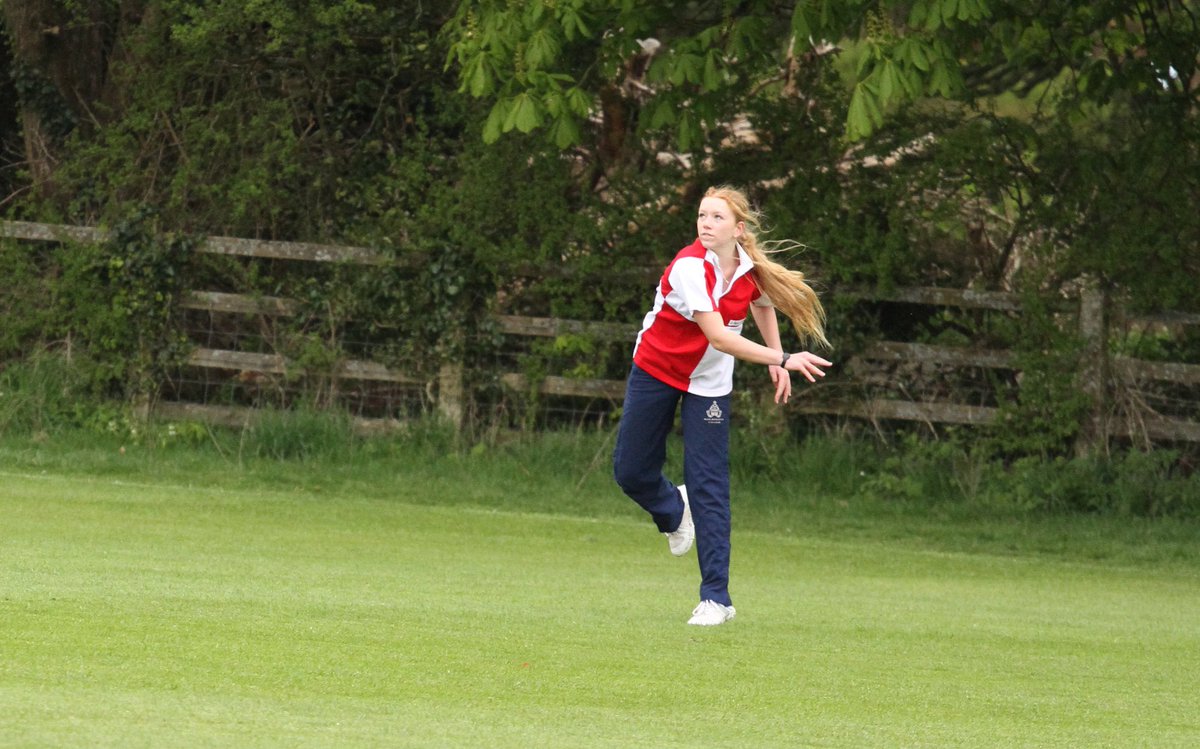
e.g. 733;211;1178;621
693;312;832;387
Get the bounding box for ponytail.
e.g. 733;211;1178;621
704;186;829;348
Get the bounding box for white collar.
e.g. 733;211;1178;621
734;242;755;271
705;242;754;270
706;242;755;294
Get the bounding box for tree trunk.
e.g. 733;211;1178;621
1;0;143;192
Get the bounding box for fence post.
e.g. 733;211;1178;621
438;361;465;432
1075;281;1110;457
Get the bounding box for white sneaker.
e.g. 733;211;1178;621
664;485;694;556
688;600;736;626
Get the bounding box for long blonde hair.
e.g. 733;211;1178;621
705;185;829;348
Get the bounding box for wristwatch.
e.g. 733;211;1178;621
780;352;791;368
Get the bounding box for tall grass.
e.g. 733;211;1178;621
0;351;85;435
240;406;360;462
2;351;1198;523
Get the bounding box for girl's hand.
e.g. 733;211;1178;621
768;365;792;404
784;351;833;384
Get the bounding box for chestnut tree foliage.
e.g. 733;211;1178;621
442;0;1200;306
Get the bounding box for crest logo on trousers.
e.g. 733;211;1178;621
705;400;723;423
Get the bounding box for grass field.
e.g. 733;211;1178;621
3;432;1200;747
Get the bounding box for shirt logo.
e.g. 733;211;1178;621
705;401;724;423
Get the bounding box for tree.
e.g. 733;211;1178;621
443;2;1200;302
445;1;1198;149
0;0;143;192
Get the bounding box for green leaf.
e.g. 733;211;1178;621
908;0;929;28
909;40;931;72
862;84;883;127
877;61;896;103
677;109;700;151
464;54;493;98
667;57;686;86
791;4;812;41
901;65;923;98
942;0;960;25
525;27;561;70
542;90;564;118
549;114;581;148
670;53;703;86
728;16;765;58
482;101;507;144
566;87;592;117
929;62;953;97
648;98;677;129
696;27;719;48
958;0;979;22
925;0;943;30
702;51;722;91
559;7;591;40
847;81;885;141
856;43;878;78
847;86;872;141
506;93;543;134
928;41;963;96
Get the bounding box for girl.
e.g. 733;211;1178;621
612;186;831;626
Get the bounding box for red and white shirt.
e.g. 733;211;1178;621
633;239;771;396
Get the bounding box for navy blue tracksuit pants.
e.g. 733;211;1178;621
613;364;733;606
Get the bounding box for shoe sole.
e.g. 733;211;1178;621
668;487;694;556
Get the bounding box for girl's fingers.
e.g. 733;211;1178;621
771;367;790;403
784;353;832;383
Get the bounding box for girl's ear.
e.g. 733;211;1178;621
735;221;745;238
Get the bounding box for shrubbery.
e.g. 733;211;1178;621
853;431;1199;518
2;365;1194;519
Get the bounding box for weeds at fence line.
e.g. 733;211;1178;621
2;350;1198;522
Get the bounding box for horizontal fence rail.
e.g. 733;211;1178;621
837;286;1027;311
181;291;301;317
794;398;1001;426
1;220;391;264
186;348;422;385
494;314;636;342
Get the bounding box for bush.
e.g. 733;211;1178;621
854;429;1199;518
856;432;995;505
1003;451;1200;518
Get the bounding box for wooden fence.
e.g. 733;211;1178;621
4;220;1199;447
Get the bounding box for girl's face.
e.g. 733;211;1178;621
697;197;743;253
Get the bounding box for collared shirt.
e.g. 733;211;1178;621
632;238;771;396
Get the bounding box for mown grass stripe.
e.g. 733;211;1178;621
3;472;1199;747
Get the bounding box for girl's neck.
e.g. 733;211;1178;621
714;244;739;282
710;241;738;262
